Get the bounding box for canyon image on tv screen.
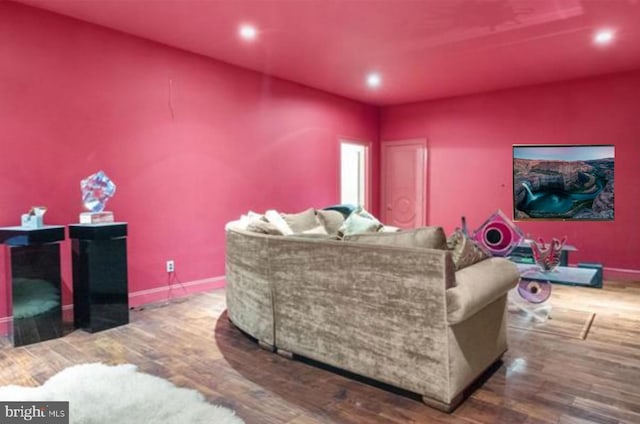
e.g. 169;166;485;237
513;144;614;221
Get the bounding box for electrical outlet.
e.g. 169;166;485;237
166;260;175;273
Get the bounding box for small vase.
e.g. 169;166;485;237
530;237;566;272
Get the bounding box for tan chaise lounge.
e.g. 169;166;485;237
225;227;519;412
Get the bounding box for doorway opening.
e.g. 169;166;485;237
340;140;370;209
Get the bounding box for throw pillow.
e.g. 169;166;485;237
246;220;283;235
265;210;294;235
353;206;378;221
447;229;491;270
322;204;357;218
226;210;267;231
316;209;345;234
344;227;448;250
281;208;319;233
338;212;382;236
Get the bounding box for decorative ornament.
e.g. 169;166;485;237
531;237;567;272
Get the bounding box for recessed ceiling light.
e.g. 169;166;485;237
366;73;381;89
239;24;257;41
593;29;615;45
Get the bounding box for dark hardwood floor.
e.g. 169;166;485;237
1;280;640;423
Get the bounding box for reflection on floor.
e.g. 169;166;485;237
1;281;640;423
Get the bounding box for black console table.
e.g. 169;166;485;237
69;223;129;333
0;225;65;346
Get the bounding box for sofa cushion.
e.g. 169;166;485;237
338;212;381;236
285;233;340;240
316;209;345;234
345;226;447;250
447;230;491;270
282;208;319;233
302;225;328;235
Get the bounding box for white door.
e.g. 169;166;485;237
340;140;369;208
381;139;427;228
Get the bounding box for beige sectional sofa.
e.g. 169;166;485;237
225;226;519;412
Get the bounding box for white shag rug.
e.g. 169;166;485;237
0;363;244;424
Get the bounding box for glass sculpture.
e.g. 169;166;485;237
531;237;567;272
80;170;116;212
517;278;552;304
509;267;553;322
471;209;524;257
21;206;47;228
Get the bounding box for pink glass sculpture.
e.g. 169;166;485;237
530;237;567;272
471;209;524;257
517;277;552;303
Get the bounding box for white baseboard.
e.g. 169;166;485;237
128;276;226;307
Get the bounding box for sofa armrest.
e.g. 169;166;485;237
446;257;519;325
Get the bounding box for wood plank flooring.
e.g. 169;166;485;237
1;280;640;423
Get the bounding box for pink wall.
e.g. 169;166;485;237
0;2;379;320
380;71;640;276
2;3;637;330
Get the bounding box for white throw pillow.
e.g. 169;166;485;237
265;210;294;235
225;219;245;231
338;212;382;236
226;210;265;231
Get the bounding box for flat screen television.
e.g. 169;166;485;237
513;144;614;221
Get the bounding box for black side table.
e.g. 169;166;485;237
69;223;129;332
0;225;65;346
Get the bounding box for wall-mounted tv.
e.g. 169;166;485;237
513;144;614;221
